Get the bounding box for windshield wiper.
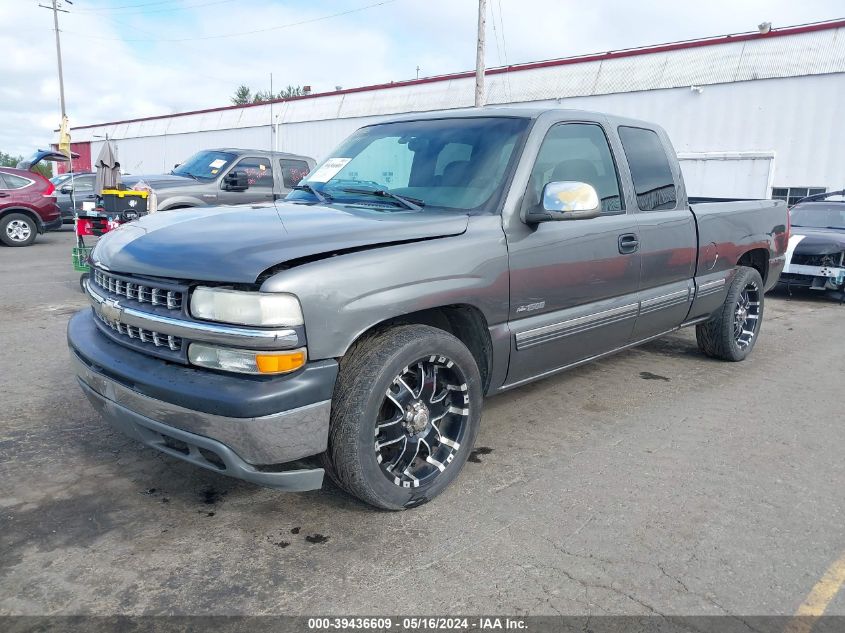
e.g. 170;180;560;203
174;171;199;181
292;184;331;203
340;187;424;211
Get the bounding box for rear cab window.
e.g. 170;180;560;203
618;126;677;211
278;159;310;189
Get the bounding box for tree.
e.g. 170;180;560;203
231;85;252;105
0;151;51;178
231;84;305;105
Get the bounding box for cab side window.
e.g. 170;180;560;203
617;126;677;211
278;159;310;189
234;157;273;188
525;123;624;214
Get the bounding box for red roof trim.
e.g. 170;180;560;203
71;18;845;132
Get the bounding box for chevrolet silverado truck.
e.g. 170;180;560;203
122;149;315;211
68;108;788;510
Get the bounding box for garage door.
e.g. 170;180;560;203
678;151;774;199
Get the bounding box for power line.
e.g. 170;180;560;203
63;0;400;41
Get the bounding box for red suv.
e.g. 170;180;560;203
0;151;64;247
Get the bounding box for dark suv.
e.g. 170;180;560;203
0;167;61;247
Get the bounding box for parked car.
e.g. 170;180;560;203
0;156;62;246
54;172;97;223
122;149;315;211
68;108;788;509
778;190;845;298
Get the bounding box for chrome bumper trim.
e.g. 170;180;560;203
85;279;300;350
72;352;331;465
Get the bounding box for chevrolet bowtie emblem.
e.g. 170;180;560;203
100;298;123;323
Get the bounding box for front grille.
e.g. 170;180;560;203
93;268;183;310
791;253;843;267
95;309;183;351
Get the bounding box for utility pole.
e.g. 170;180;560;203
474;0;486;107
49;0;68;118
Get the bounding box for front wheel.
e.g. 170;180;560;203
0;213;37;247
696;266;764;361
324;325;483;510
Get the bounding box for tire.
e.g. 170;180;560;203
696;266;765;361
0;213;37;247
324;325;483;510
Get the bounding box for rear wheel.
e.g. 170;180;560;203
324;325;483;510
696;266;764;361
0;213;37;247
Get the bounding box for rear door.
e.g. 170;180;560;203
617;126;697;341
504;118;641;387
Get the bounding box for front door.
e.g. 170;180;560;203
218;156;275;206
504;121;641;387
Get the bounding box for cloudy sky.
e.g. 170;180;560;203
1;0;842;156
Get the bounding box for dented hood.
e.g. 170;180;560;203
92;201;469;283
791;227;845;255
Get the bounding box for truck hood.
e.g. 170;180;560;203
92;201;469;283
791;227;845;255
121;174;198;190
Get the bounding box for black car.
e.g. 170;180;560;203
54;172;96;222
779;190;845;297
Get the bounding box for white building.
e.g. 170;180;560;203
70;19;845;204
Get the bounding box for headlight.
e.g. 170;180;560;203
190;287;303;326
188;343;307;375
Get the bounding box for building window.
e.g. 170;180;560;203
772;187;826;206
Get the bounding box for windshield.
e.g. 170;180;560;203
172;150;236;181
790;203;845;229
287;117;530;211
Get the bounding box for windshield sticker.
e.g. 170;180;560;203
307;157;351;183
209;158;227;169
210;169;219;175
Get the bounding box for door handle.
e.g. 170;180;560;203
618;233;640;254
0;192;8;198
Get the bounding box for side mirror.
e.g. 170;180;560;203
524;181;601;223
60;185;73;194
223;170;249;191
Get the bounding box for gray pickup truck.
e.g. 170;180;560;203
68;108;788;510
123;148;315;211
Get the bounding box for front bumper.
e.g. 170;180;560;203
68;310;338;490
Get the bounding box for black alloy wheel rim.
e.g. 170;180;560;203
374;355;470;489
734;281;761;349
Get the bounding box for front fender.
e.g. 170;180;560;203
259;215;509;361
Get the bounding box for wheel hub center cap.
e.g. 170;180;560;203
736;306;747;321
405;401;430;433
